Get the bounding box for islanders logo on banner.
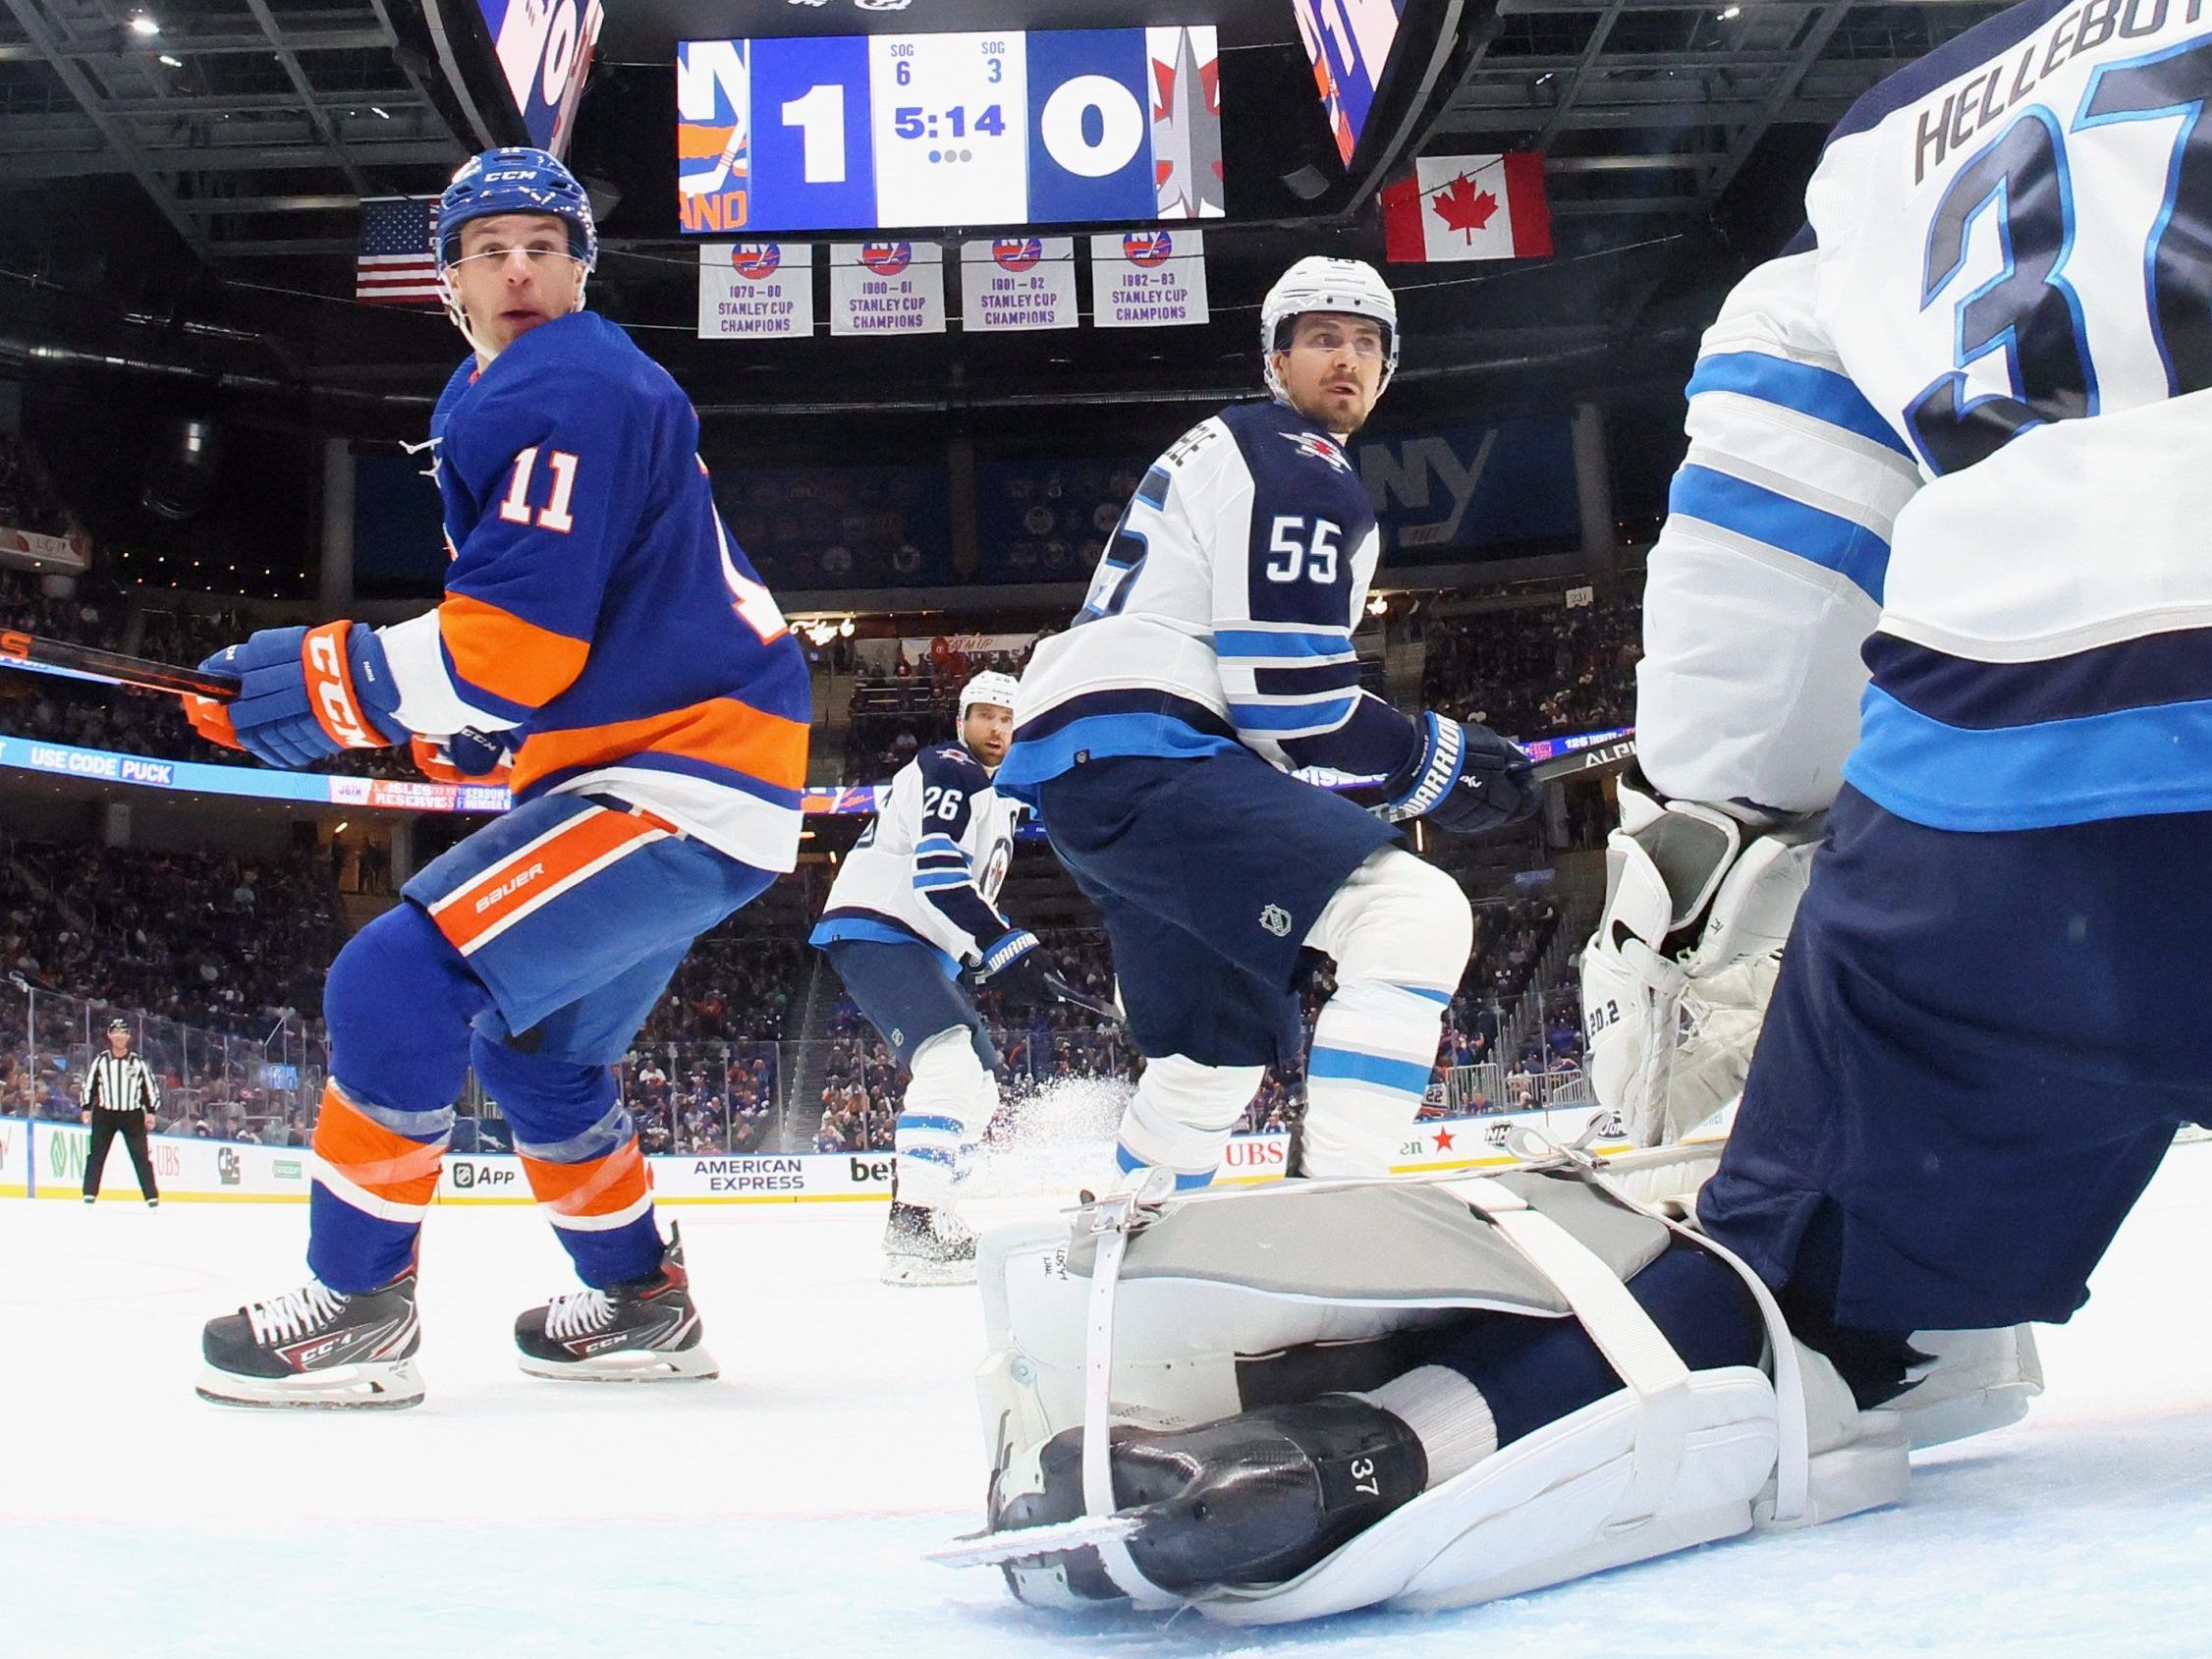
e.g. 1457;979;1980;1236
861;242;914;276
992;238;1044;272
1123;230;1174;267
729;243;781;280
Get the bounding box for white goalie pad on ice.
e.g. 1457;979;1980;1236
961;1158;1910;1624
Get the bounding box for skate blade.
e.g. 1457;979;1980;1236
927;1512;1144;1570
881;1253;978;1288
517;1346;719;1383
194;1359;424;1410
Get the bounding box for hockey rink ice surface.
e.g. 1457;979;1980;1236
7;1146;2212;1659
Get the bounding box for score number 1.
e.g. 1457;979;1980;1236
778;65;1149;192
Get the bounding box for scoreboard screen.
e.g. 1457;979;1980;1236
1290;0;1407;167
677;27;1225;235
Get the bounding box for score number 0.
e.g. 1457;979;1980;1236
779;66;1148;185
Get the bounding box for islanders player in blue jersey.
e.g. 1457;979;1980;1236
187;148;810;1409
1000;257;1536;1193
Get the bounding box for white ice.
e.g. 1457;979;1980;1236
7;1142;2212;1659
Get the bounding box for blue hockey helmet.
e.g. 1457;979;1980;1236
436;146;598;275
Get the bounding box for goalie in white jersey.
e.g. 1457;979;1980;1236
954;4;2212;1621
810;673;1052;1284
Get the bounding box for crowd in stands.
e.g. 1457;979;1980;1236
617;915;810;1157
0;435;73;537
0;836;342;1141
1415;595;1640;744
843;642;1032;780
0;570;422;778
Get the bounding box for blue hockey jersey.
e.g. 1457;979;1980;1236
377;311;812;868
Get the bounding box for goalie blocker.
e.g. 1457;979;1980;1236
943;1146;2039;1624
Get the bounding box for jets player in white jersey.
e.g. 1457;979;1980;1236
810;672;1051;1283
998;256;1536;1193
959;9;2212;1614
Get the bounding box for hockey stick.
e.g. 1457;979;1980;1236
1041;971;1124;1026
1527;733;1633;786
0;628;238;700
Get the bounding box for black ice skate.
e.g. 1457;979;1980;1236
989;1396;1426;1605
881;1199;977;1287
197;1270;423;1410
514;1223;717;1382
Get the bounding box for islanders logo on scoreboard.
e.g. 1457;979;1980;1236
992;239;1044;272
677;40;750;234
728;243;782;279
1123;230;1174;267
860;242;913;276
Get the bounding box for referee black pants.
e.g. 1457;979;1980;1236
83;1108;158;1201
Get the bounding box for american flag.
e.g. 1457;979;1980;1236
355;196;441;306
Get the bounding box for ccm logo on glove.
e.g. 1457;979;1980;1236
305;624;381;748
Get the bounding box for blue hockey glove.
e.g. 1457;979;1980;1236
1378;711;1536;838
196;622;409;770
974;929;1063;1008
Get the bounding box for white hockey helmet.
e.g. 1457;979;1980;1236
959;670;1022;724
1260;255;1399;400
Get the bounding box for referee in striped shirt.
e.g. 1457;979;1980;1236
82;1018;161;1207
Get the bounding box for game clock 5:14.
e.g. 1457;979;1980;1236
730;27;1188;233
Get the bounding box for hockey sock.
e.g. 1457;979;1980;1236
1414;1241;1763;1450
894;1027;992;1207
476;1035;662;1288
1355;1366;1498;1486
1117;1055;1263;1188
1300;980;1453;1177
306;1084;452;1293
306;904;489;1292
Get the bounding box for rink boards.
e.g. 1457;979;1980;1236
0;1107;1622;1205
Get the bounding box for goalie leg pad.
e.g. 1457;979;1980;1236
965;1164;1908;1626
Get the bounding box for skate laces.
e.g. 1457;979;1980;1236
543;1289;616;1341
246;1282;347;1345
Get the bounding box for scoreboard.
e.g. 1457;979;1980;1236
677;27;1225;235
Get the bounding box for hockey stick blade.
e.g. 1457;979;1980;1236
0;628;238;700
926;1511;1146;1571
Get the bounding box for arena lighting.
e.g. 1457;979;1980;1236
158;53;181;66
129;14;160;35
1719;6;1742;16
332;822;349;835
1367;593;1390;618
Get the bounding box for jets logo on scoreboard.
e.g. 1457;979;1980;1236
1123;230;1173;267
861;242;914;275
730;243;782;279
992;238;1043;271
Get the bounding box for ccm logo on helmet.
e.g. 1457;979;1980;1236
305;630;372;748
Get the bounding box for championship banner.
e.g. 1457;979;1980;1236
829;241;946;336
698;242;815;339
1087;228;1208;327
959;237;1078;333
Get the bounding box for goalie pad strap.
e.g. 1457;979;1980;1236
1448;1177;1692;1529
1079;1194;1181;1610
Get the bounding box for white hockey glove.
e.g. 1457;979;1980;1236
1580;772;1822;1147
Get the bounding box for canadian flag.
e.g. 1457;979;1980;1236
1379;153;1553;263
